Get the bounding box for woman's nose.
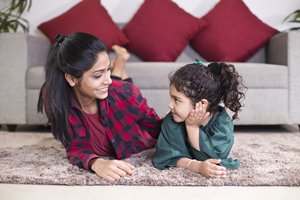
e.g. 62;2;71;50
104;71;112;85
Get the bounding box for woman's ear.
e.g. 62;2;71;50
65;73;76;87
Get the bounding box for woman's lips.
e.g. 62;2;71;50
98;87;108;93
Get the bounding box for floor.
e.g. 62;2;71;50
0;124;300;200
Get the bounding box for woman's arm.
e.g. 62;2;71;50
176;157;227;178
89;158;135;182
130;84;163;138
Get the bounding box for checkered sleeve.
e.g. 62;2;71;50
63;117;100;172
130;84;163;139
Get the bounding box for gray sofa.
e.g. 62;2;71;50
0;30;299;131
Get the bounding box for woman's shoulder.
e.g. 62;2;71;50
109;80;142;97
109;80;135;92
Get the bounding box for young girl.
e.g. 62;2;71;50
38;32;163;182
153;61;246;178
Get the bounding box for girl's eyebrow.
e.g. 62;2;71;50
170;94;181;99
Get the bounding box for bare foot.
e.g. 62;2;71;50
112;45;130;62
110;58;116;70
111;45;130;80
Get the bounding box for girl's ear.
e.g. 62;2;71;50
65;73;76;87
200;99;209;107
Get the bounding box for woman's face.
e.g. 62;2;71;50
73;52;112;101
168;84;194;123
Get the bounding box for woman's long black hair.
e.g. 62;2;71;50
169;62;247;120
37;32;107;144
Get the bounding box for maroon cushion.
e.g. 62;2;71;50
38;0;129;52
122;0;207;61
190;0;278;62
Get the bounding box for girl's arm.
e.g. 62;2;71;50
176;157;227;178
185;102;210;151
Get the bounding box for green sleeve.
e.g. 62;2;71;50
189;107;240;169
153;112;192;169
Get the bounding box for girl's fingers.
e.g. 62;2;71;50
204;159;227;178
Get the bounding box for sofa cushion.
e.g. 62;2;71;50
190;0;278;62
38;0;129;52
124;62;288;90
26;67;45;90
122;0;207;62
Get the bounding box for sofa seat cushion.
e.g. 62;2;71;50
27;63;288;90
124;63;288;90
233;63;288;89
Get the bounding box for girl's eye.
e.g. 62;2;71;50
175;98;179;103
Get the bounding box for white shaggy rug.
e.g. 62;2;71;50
0;130;299;186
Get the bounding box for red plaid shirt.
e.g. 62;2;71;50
45;80;163;171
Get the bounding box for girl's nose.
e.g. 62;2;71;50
168;101;173;109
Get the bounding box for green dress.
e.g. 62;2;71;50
153;106;239;170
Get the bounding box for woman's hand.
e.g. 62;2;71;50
90;158;135;182
185;102;210;127
198;159;227;178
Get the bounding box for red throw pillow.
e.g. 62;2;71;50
122;0;207;62
190;0;278;62
38;0;129;52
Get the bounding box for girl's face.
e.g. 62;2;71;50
168;84;194;123
73;52;112;101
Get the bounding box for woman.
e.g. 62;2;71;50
38;32;162;182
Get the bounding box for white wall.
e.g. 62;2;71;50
2;0;300;37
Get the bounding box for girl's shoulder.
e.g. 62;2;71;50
204;106;234;132
161;112;186;135
158;112;187;145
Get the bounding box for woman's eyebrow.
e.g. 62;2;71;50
92;61;111;74
92;69;105;74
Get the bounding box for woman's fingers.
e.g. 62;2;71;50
117;161;135;176
94;160;135;182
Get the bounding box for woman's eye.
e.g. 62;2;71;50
94;75;102;79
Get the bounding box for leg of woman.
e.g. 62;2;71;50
110;45;131;82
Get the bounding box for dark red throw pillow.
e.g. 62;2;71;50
38;0;129;52
122;0;207;61
190;0;278;62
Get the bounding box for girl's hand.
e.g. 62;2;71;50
91;158;135;182
198;159;227;178
185;102;210;127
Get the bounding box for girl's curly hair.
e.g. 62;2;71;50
169;62;247;120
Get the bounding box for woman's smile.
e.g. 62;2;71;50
97;87;108;93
